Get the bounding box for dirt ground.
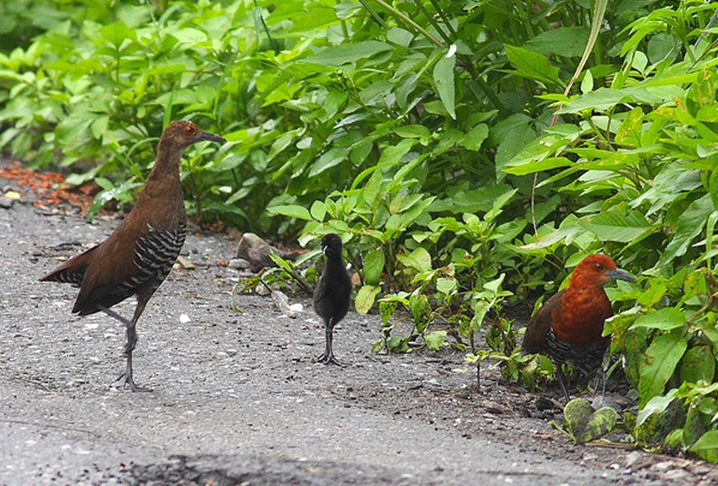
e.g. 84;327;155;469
1;165;717;485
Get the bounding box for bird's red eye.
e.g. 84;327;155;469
184;125;196;135
594;263;602;270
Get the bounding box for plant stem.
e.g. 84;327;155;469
372;0;445;47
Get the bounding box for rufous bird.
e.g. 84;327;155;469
41;120;225;391
522;254;635;401
313;233;351;365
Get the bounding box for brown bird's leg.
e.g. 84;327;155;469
317;318;343;366
100;296;152;392
555;364;571;402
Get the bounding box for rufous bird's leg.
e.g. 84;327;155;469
317;319;343;366
555;364;571;402
595;367;606;405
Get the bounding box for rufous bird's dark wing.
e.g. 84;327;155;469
522;291;564;354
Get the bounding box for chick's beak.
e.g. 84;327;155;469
321;244;328;255
199;131;226;144
607;268;636;283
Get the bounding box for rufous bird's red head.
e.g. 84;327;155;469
568;254;635;289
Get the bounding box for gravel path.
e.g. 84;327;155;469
1;188;717;485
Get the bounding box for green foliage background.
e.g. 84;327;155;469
1;0;717;460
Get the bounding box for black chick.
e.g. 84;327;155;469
313;233;351;365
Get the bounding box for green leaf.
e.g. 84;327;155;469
637;388;678;426
433;52;456;119
579;211;654;243
267;204;311;220
398;247;432;272
424;330;447;351
386;27;413;47
309;147;346;177
680;345;716;384
504;156;572;175
630;308;686;331
310;200;326;221
690;430;718;462
462;124;489;151
409;292;433;333
355;285;381;314
658;194;715;266
504;44;561;87
525;27;590;58
436;277;457;294
364;249;385;285
304;41;393;66
379;139;415;167
639;331;688;407
615;107;644;147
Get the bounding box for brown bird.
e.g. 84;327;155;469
313;234;351;365
522;254;635;401
41;120;225;391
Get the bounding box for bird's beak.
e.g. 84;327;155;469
199;131;226;144
321;244;328;255
607;268;636;283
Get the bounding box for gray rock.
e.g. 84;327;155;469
228;258;251;270
236;232;276;272
0;196;15;209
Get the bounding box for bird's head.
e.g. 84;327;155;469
570;254;636;289
161;120;226;150
320;233;343;258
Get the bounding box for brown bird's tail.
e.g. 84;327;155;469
39;244;100;287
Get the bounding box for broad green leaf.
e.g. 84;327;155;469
266;204;311;220
424;330;447;351
304;41;392;66
409;292;433;333
579;211;654;243
504;44;561;87
690;430;718;463
615;107;643;147
355;285;381;314
658;195;714;266
364;248;385;285
639;331;688;407
462;124;489;151
630;308;686;331
398;247;432;272
309;147;346;177
379;139;414;167
637;389;678;426
525;27;590;58
436;277;457;294
310;200;326;221
379;300;397;325
504;156;572;175
386;27;413;47
394;124;431;139
433;52;456;119
680;345;716;384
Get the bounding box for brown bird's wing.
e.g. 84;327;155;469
72;217;186;315
71;229;140;315
39;244;101;287
522;291;564;354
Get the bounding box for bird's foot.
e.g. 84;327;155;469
115;372;153;392
316;353;344;367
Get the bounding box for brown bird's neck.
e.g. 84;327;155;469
554;284;612;346
131;140;186;226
